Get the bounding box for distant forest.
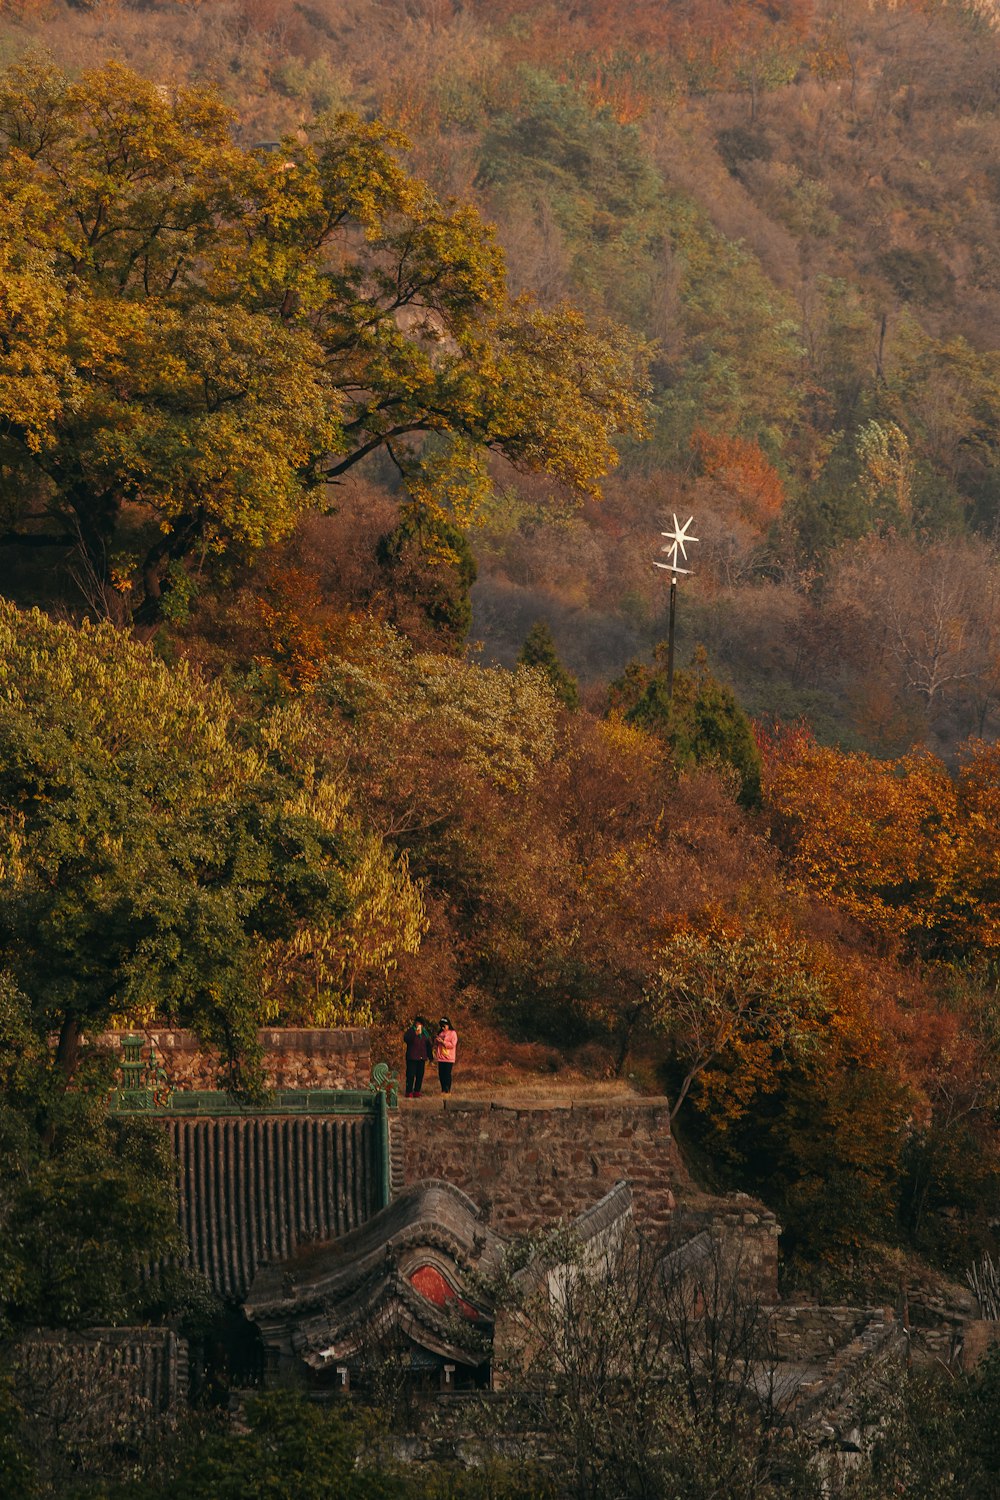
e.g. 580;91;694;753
6;0;1000;754
3;0;1000;1308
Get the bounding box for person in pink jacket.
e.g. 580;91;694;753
432;1018;458;1094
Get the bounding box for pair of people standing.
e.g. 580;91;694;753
403;1017;457;1098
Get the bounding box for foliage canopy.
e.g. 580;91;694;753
0;601;421;1082
0;59;649;626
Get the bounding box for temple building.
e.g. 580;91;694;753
243;1178;635;1394
245;1181;502;1392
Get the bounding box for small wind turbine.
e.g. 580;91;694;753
654;514;698;699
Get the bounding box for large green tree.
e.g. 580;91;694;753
0;60;649;626
612;648;763;808
0;976;182;1337
518;620;579;710
0;601;388;1086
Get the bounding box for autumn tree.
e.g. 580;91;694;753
896;972;1000;1266
845;1351;1000;1500
744;966;913;1266
0;60;650;626
0;601;421;1085
613;649;763;808
648;917;828;1125
828;535;1000;745
318;628;780;1069
765;729;1000;960
261;715;427;1027
518;620;579;710
376;504;478;649
649;915;914;1265
761;731;959;955
691;428;786;533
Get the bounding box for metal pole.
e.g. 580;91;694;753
655;516;697;703
667;573;677;700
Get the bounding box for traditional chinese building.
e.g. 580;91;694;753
245;1180;504;1392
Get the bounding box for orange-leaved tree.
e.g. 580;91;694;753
733;951;913;1266
647;911;830;1125
951;740;1000;956
651;908;915;1264
691;428;786;532
761;731;959;955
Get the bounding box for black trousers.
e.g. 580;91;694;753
437;1061;454;1094
405;1060;426;1096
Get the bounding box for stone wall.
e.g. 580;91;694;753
672;1196;781;1303
392;1098;685;1239
101;1027;372;1091
772;1304;888;1361
790;1311;904;1436
903;1273;979;1367
392;1102;783;1300
960;1319;1000;1371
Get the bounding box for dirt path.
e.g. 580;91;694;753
401;1073;665;1107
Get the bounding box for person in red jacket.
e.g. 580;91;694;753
432;1018;458;1094
402;1017;432;1098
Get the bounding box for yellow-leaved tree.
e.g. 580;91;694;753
763;734;959;953
0;603;425;1084
0;60;650;628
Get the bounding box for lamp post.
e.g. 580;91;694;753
654;515;698;700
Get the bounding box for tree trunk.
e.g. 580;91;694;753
69;482;121;586
132;510;204;633
55;1014;83;1080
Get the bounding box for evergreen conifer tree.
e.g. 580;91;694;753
519;621;580;710
613;647;762;807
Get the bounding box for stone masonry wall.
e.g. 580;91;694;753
393;1098;685;1239
101;1028;372;1091
673;1196;781;1303
961;1320;1000;1371
395;1102;781;1300
772;1305;886;1361
903;1273;979;1366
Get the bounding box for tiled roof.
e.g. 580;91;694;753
572;1180;633;1245
169;1115;381;1299
14;1328;187;1446
246;1180;503;1371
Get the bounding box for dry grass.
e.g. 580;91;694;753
401;1074;659;1107
375;1011;665;1106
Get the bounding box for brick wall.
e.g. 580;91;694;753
392;1098;685;1238
101;1028;372;1091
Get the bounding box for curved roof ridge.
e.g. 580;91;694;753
245;1178;501;1317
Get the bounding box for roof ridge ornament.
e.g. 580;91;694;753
368;1060;399;1108
116;1033;172;1110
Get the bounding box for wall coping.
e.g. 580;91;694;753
432;1097;672;1115
112;1087;391;1117
99;1027;372;1054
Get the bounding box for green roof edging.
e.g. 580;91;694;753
112;1087;395;1116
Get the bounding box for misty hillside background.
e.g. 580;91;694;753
8;0;1000;1315
6;0;1000;756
